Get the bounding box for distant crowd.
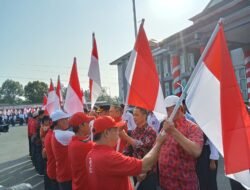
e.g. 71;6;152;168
0;107;41;126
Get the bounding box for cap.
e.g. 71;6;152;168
32;111;39;118
164;95;181;108
51;110;70;122
69;112;95;127
93;116;125;134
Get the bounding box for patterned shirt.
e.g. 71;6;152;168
129;124;157;159
158;117;204;190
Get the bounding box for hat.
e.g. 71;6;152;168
164;95;181;108
51;110;70;122
69;112;95;127
93;116;125;134
32;111;39;118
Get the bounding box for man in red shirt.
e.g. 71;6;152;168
44;120;59;190
51;110;74;190
159;95;204;190
68;112;95;190
86;116;167;190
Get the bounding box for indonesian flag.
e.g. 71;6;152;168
88;33;102;110
64;57;83;115
42;94;49;115
125;20;165;116
46;79;61;115
42;94;47;110
185;21;250;187
56;75;63;105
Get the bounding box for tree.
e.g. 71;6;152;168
24;81;48;103
0;79;24;104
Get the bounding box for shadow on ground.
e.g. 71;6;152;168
0;155;44;190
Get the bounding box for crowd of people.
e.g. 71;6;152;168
0;107;39;126
27;95;247;190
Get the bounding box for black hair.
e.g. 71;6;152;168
72;126;80;133
42;115;50;124
134;107;148;116
93;132;102;141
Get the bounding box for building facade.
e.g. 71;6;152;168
110;0;250;104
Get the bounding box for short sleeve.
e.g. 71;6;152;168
101;151;142;177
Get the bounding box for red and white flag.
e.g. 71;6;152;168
46;79;61;115
42;94;47;110
88;33;102;110
64;57;83;115
56;75;64;105
185;21;250;187
125;20;165;116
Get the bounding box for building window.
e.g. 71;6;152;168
163;55;169;78
187;53;195;72
180;54;185;74
164;82;170;97
239;68;246;78
155;56;162;79
181;79;187;89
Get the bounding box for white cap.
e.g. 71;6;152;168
32;110;39;118
51;110;70;122
164;95;181;108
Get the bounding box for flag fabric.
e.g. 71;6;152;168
88;33;102;110
125;20;165;116
56;75;63;105
185;21;250;187
42;94;49;115
64;57;83;115
46;79;61;115
42;94;47;110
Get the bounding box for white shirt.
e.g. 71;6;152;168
147;113;160;133
122;111;136;131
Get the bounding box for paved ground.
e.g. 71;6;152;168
0;125;232;189
0;126;44;189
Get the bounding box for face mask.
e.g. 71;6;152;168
67;127;73;132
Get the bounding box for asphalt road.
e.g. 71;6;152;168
0;125;232;190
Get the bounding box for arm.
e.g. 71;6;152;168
119;130;138;147
141;132;166;173
163;120;202;158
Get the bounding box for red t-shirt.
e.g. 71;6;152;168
86;144;142;190
68;136;94;190
28;118;37;136
44;129;56;180
51;130;74;182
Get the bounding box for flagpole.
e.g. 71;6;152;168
132;0;137;39
167;18;224;122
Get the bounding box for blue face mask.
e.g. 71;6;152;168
67;127;73;132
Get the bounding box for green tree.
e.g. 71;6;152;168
0;79;24;104
24;81;48;103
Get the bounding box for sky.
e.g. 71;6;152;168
0;0;210;97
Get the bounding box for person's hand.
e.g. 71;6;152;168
162;119;175;133
137;173;147;182
209;160;217;170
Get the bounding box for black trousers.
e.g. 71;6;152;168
28;136;32;156
58;181;72;190
134;172;158;190
47;177;59;190
196;145;218;190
